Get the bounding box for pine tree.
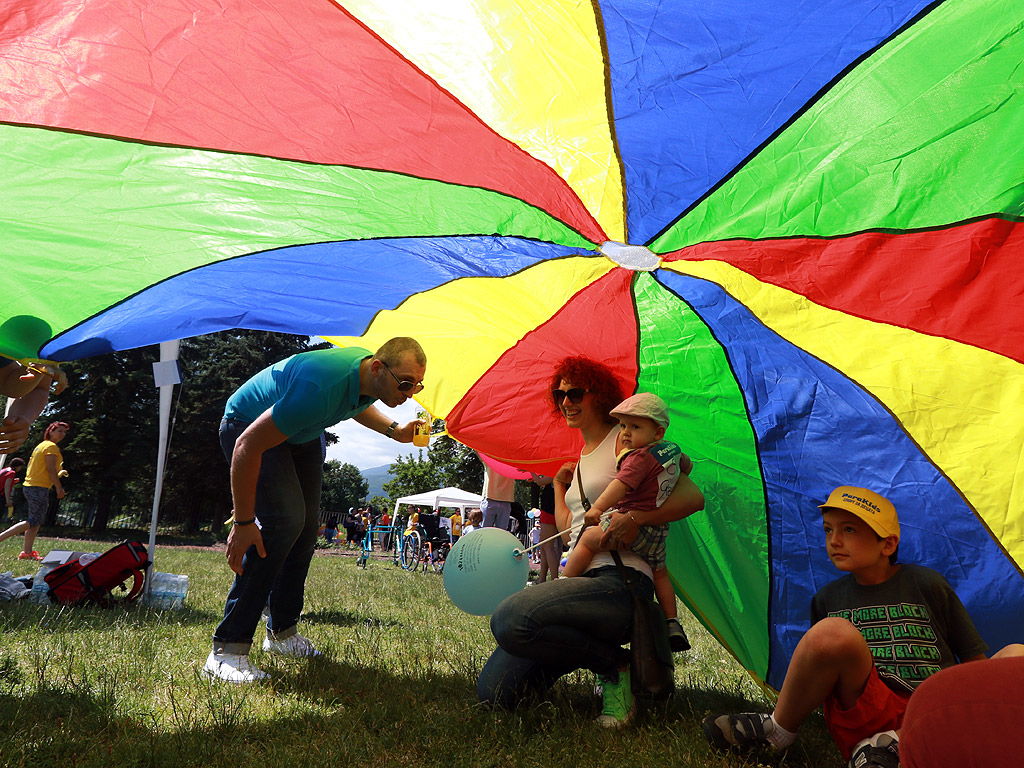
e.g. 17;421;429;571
42;330;321;533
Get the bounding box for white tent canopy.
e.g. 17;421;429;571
392;487;481;517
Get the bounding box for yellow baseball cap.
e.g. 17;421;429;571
818;486;900;540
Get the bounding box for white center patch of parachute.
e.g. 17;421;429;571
600;241;660;271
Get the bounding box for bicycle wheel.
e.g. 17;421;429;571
401;532;422;571
357;532;370;568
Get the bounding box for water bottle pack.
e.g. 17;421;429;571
30;564;57;603
145;571;189;610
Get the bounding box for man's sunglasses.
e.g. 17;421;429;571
552;388;587;405
381;360;424;393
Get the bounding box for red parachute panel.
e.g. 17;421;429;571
675;218;1024;363
447;269;639;475
0;0;603;243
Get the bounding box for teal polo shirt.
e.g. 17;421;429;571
223;346;374;443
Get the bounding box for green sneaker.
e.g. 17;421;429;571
596;666;635;728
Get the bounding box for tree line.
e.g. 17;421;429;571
2;331;498;536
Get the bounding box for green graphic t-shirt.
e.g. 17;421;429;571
810;564;987;695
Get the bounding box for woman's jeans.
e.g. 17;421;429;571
213;418;322;653
477;565;653;708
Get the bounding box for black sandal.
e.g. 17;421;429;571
702;712;773;753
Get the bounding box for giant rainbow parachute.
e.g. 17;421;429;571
2;0;1022;688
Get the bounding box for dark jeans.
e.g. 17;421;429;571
213;418;322;653
477;565;652;708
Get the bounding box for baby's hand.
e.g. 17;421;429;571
584;508;602;526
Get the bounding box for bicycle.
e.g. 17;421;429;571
356;524;375;568
400;514;451;573
400;528;423;571
358;523;401;568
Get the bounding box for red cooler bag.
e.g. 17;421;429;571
44;541;149;606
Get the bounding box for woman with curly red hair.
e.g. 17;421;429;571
477;356;704;726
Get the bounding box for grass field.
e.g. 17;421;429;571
0;535;845;768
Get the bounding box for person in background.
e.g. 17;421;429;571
0;457;29;545
449;510;462;543
1;457;25;521
479;457;515;530
323;517;338;545
530;474;561;583
530;518;541;564
343;507;359;549
462;508;483;535
7;422;69;560
404;508;420;537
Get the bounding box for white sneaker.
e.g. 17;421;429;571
201;651;269;683
262;632;321;657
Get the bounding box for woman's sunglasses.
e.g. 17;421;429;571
552;388;587;405
381;360;424;393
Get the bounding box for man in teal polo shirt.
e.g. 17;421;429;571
203;337;427;683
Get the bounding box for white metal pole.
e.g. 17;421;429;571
146;340;181;593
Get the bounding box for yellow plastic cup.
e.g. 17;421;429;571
412;413;430;447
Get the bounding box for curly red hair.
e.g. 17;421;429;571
549;356;627;424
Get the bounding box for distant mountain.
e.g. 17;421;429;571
360;463;392;503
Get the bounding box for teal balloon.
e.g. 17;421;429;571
443;527;529;615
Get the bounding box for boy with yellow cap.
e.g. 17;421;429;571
704;485;1024;768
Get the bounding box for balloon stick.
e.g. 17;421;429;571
515;519;588;557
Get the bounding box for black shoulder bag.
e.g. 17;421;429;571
576;465;675;701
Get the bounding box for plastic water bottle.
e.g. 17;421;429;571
30;564;56;604
145;571;189;610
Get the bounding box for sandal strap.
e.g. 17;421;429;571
728;713;769;745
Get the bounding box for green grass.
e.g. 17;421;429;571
0;536;845;768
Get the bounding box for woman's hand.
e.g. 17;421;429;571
554;461;576;486
600;510;640;550
552;461;576;540
226;518;266;575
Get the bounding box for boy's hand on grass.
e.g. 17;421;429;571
226;520;266;574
